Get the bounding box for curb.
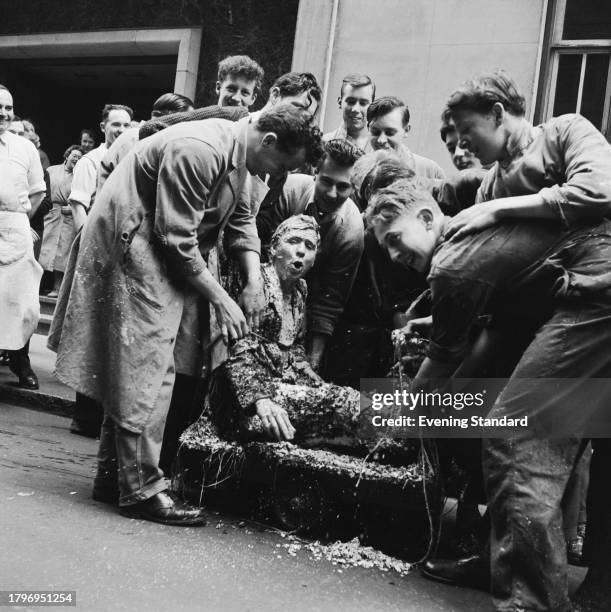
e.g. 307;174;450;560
0;383;74;418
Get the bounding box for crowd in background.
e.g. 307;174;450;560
2;51;611;611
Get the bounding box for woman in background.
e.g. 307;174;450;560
38;145;83;297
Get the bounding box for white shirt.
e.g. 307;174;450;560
69;142;107;210
0;130;45;213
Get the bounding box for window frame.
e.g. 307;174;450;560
539;0;611;136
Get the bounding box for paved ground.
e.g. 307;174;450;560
0;402;501;612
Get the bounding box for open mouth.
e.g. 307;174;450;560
291;260;304;271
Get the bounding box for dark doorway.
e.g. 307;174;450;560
0;56;176;163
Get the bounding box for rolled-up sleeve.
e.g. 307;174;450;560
539;114;611;226
69;157;97;209
154;138;224;277
308;215;365;336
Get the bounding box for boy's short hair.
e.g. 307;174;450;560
151;93;194;117
256;104;324;165
359;151;415;207
318;138;364;170
365;178;439;229
447;70;526;117
271;72;322;105
217;55;264;93
367;96;410;127
339;73;376;100
101;104;134;122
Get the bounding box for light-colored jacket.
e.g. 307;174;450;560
52;117;261;433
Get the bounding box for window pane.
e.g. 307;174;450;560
554;54;582;116
581;54;610;128
563;0;611;39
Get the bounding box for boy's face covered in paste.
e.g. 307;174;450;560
271;227;318;283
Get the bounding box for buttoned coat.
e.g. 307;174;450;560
53;118;261;433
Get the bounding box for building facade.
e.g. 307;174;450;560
293;0;611;174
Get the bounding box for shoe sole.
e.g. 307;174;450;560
419;566;489;591
119;508;207;527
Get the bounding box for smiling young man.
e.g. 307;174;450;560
257;139;365;371
366;177;611;612
68;103;133;232
324;73;375;153
215;55;264;109
368;96;445;180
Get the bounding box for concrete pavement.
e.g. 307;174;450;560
0;402;500;612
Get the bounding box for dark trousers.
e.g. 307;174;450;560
483;298;611;612
584;439;611;565
72;392;104;436
159;373;203;475
7;341;32;375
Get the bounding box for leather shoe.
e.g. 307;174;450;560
17;371;39;390
9;362;39;390
420;554;490;591
120;491;207;526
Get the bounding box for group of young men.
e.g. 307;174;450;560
3;52;611;611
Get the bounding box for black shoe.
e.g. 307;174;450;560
69;419;100;439
9;362;39;390
120;491;206;526
420;554;490;591
17;370;39;390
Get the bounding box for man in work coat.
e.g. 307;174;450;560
53;105;321;525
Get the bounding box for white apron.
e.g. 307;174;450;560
0;210;42;349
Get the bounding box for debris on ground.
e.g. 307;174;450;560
277;534;412;576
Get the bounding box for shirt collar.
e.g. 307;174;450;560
501;119;539;166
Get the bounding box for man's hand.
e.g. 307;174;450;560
445;202;500;242
30;228;40;244
212;291;249;345
398;315;433;338
293;360;323;385
255;398;295;441
239;275;265;331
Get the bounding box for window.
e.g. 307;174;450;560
542;0;611;139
